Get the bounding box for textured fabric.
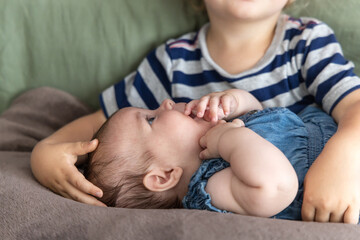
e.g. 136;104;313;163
1;0;360;237
0;0;207;114
183;107;339;221
182;158;230;213
100;15;360;117
0;87;92;151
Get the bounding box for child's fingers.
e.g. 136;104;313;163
329;212;344;223
314;209;331;223
49;168;106;207
343;205;359;224
301;202;316;221
61;183;107;207
69;171;103;198
70;139;99;156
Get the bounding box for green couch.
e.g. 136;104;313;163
0;0;206;113
1;0;359;114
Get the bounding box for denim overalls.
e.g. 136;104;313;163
183;106;339;221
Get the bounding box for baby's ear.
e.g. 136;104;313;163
143;167;183;192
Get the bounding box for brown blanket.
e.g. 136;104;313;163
0;87;359;239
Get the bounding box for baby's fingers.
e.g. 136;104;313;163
199;135;208;149
209;96;220;122
196;96;211;118
184;100;199;116
232;119;245;127
220;94;232;117
199;148;211;160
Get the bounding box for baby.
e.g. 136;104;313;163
84;89;338;220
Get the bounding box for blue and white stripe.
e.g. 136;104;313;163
100;14;360;118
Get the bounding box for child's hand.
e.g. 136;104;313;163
199;119;244;159
31;139;106;207
185;90;239;123
301;137;360;224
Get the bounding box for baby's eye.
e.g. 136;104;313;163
147;117;155;125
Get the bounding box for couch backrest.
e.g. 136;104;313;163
0;0;207;113
285;0;360;74
0;0;359;113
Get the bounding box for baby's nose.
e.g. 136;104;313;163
161;99;175;110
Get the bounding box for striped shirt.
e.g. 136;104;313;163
100;14;360;118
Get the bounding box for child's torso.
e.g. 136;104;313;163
101;14;360;121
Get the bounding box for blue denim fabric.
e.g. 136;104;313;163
182;106;339;221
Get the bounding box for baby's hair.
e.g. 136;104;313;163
84;111;183;209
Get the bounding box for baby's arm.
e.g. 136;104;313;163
31;109;107;206
185;89;262;122
200;121;298;217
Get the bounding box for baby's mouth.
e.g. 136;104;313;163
189;112;197;119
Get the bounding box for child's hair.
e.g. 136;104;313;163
84;114;183;209
286;0;296;7
187;0;206;12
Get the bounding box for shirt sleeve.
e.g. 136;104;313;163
99;43;173;118
300;21;360;115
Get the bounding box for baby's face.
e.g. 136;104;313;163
109;99;213;166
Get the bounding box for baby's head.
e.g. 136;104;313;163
85;99;212;209
85;115;182;208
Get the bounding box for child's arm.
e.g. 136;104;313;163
31;109;107;206
184;89;262;122
199;120;298;217
302;89;360;224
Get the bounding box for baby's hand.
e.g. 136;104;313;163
31;139;106;207
199;119;244;159
185;90;239;123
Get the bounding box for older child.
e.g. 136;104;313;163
84;89;340;221
31;0;360;223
